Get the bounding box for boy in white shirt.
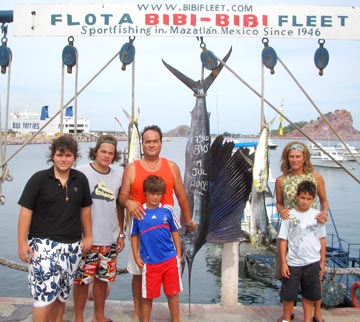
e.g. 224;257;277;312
278;180;326;322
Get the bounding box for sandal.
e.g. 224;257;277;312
313;318;325;322
277;313;295;322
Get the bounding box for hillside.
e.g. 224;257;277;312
283;109;360;140
164;125;190;137
164;109;360;139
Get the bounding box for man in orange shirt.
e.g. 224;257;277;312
119;125;196;321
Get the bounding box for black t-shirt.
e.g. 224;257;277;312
18;166;92;243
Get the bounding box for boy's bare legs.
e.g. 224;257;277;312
312;300;323;322
33;305;52;322
302;297;316;322
282;300;295;322
50;299;66;322
93;278;109;322
313;279;323;321
167;293;180;322
142;298;153;322
33;300;65;322
73;283;89;322
132;275;143;320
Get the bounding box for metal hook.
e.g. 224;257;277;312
196;36;206;49
262;37;269;47
1;23;7;38
318;39;326;47
31;11;36;31
1;23;7;45
68;36;75;46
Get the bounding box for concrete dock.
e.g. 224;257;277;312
1;297;359;322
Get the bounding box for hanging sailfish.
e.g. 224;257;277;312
163;47;253;306
122;108;142;231
122;107;142;166
249;119;274;248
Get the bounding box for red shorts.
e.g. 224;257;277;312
142;256;183;299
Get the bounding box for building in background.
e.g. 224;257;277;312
9;106;90;135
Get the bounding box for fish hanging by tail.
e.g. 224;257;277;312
252;118;275;192
163;47;251;308
122;107;142;166
162;48;231;310
122;107;142;231
249;183;272;249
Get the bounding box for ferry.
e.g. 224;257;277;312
10;106;90;135
308;142;344;168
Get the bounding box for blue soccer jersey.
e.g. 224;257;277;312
130;203;181;264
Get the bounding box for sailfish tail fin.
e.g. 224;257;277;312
162;47;232;95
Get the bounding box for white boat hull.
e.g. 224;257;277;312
308;142;344;169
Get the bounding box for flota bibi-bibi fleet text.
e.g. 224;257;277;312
49;9;349;37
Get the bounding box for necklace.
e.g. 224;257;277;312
54;170;70;202
142;158;160;171
64;184;69;202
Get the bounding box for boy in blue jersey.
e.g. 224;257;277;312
130;175;182;322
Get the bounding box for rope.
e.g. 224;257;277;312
260;55;265;130
0;257;27;272
60;59;65;134
60;40;80;138
74;51;79;139
277;57;360;167
0;42;12;205
325;266;360;276
213;53;360;185
0;50;120;169
0;256;129;275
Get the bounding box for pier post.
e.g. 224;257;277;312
221;242;239;306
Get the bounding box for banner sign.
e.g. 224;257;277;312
13;3;360;40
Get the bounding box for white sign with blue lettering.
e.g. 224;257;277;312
13;3;360;40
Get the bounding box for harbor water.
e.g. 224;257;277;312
0;137;359;305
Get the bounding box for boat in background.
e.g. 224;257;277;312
229;139;277;154
268;138;278;150
334;143;359;161
308;142;344;168
232;141;258;154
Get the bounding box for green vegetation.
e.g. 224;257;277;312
270;121;307;136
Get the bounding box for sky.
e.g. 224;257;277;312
0;0;360;135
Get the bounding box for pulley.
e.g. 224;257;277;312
0;24;11;74
62;36;77;74
198;38;219;72
0;42;11;74
314;39;329;76
261;38;277;75
119;36;136;71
